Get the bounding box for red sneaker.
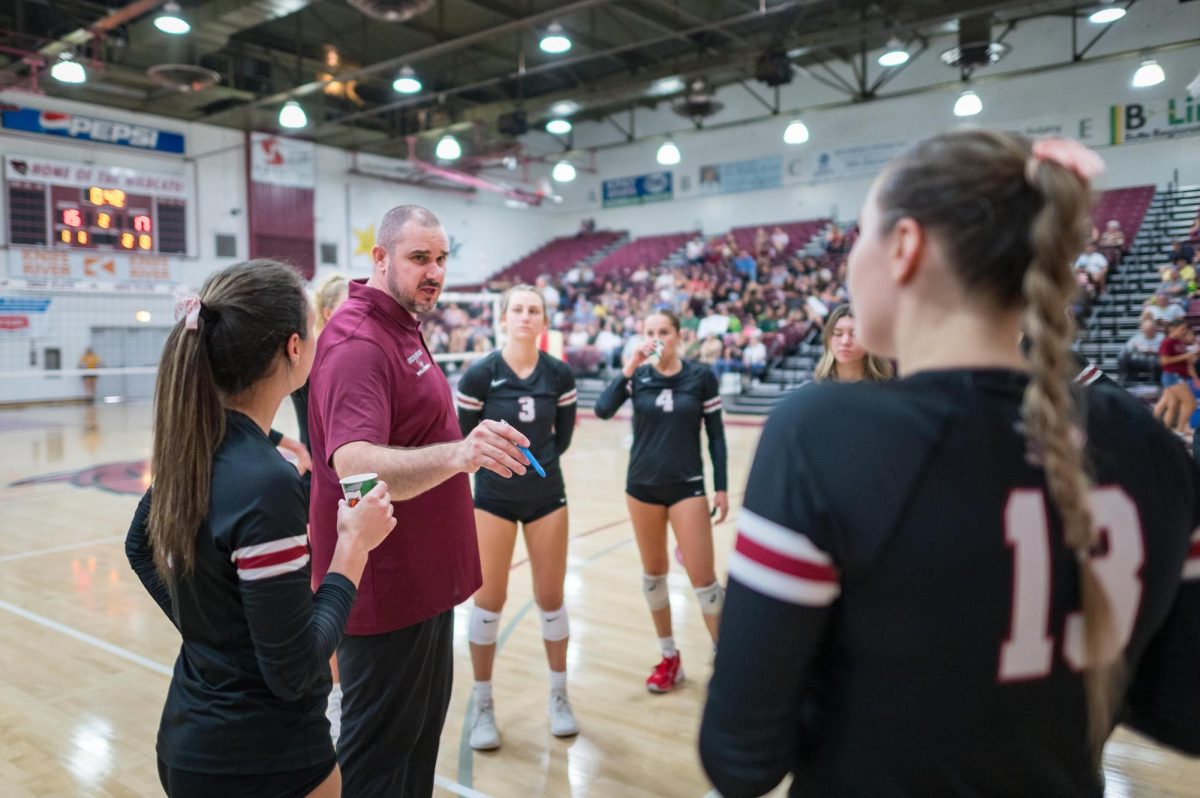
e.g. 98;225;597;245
646;653;685;693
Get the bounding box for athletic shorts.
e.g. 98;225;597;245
626;481;706;507
157;756;335;798
1163;372;1187;388
475;467;567;525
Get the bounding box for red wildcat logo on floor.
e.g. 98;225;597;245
10;459;149;496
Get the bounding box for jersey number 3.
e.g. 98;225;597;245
518;396;536;422
999;486;1144;682
655;389;674;413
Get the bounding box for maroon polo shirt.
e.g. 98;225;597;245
308;279;481;635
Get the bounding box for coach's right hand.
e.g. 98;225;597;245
455;420;530;478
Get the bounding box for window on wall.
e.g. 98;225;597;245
320;242;338;265
215;234;237;258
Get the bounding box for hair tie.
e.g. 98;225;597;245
1026;137;1106;186
174;292;202;331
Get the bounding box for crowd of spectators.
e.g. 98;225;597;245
472;222;859;384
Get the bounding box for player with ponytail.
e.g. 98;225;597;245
702;132;1200;797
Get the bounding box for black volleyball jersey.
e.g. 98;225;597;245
456;350;577;490
595;360;728;491
702;369;1200;798
124;411;354;775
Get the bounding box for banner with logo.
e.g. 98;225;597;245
785;140;911;185
4;155;190;197
6;249;177;284
602;171;673;207
699;155;782;195
250;133;315;188
1110;95;1200;145
0;106;185;154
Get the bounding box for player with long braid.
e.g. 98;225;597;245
702;132;1200;796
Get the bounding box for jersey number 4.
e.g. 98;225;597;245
655;389;674;413
998;486;1144;682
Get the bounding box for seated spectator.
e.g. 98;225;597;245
686;235;706;265
630;263;650;283
1118;317;1164;385
715;342;744;378
754;227;769;256
1144;291;1186;324
824;223;846;255
1074;243;1108;291
733;249;757;283
536;275;561;311
698;335;722;367
1159;267;1189;300
770;226;789;255
1169;238;1196;266
1154;318;1199;436
1099;219;1125;249
1188;212;1200;240
698;304;733;340
742;330;767;383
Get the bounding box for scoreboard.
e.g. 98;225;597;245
6;155;190;255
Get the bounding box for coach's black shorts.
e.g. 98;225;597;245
475;466;567;525
157;756;335;798
626;480;706;507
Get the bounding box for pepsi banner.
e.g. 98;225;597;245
0;107;185;154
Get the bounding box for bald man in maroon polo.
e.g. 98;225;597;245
308;205;530;798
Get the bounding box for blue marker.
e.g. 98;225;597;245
502;420;545;478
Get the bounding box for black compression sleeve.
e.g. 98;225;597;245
123;487;175;625
555;401;577;456
704;408;728;492
311;574;357;662
593;374;630;419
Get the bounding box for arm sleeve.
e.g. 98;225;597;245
701;369;728;492
455;362;487;437
313;338;394;466
123;487;175;625
593;372;631;419
700;405;840;798
554;363;578;456
235;471;358;702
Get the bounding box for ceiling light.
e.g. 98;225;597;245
647;76;685;97
392;65;422;94
1132;59;1165;88
50;53;86;84
953;89;982;117
552;161;577;182
550;100;580;116
278;100;307;129
783;120;810;144
154;2;191;35
656;140;681;166
878;38;910;67
539;22;571;55
1088;4;1126;24
436;134;462;161
545;118;572;135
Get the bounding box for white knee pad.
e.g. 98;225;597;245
539;606;570;642
694;581;725;617
469;605;501;646
642;573;670;612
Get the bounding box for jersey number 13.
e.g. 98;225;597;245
998;486;1144;682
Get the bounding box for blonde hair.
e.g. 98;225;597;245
876;130;1110;753
813;305;893;382
313;273;349;333
501;283;547;317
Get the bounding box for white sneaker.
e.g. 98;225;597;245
548;688;580;738
469;698;501;750
326;683;342;745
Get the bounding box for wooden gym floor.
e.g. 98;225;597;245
1;400;1198;797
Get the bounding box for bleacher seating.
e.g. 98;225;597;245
591;231;696;277
728;219;828;254
1093;185;1155;241
491;231;624;284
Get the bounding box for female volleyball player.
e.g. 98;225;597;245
455;285;580;750
702;132;1200;797
595;310;728;693
125;259;396;798
812;304;893;383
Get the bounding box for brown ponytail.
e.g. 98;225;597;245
150;260;308;577
875;130;1114;754
1022;156;1114;755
